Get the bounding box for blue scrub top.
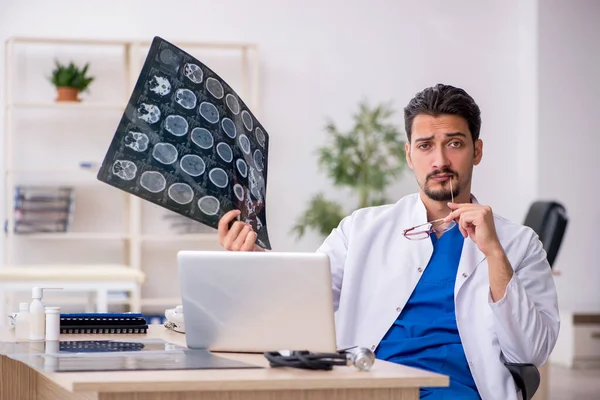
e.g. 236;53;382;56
375;225;481;399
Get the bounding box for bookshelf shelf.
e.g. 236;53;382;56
5;169;99;174
44;296;132;306
140;297;181;307
8;233;129;240
7;102;126;111
141;233;218;242
1;36;259;320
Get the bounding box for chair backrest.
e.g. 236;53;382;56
523;201;568;267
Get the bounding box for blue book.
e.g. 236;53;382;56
60;313;143;319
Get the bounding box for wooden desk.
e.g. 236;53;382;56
0;326;448;400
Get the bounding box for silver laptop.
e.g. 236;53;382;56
177;250;337;353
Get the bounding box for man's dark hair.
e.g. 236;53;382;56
404;84;481;143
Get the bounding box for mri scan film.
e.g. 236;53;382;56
97;37;271;249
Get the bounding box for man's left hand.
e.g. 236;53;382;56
444;203;504;258
444;202;514;302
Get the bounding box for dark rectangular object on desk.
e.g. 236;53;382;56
61;317;148;327
60;313;148;331
60;325;149;334
61;313;143;318
60;313;145;321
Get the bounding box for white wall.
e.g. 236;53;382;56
12;0;593;310
538;0;600;311
0;0;532;254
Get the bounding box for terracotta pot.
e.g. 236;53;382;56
55;87;81;102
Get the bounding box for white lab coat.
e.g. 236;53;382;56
317;193;560;400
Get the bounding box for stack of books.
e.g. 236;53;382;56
60;313;149;334
10;186;75;234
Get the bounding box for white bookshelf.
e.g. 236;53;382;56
7;102;126;110
141;234;218;242
8;233;129;240
1;36;259;315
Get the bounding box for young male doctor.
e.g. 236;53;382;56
217;84;560;400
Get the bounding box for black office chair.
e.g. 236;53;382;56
504;201;568;400
523;201;568;268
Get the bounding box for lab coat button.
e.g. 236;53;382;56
371;345;376;350
396;307;401;312
417;267;423;272
462;272;468;278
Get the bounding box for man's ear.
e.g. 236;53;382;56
473;139;483;166
405;142;413;169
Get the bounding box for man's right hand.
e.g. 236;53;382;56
218;210;263;252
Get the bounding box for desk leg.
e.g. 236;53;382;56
99;388;419;400
37;374;97;400
0;355;37;400
1;355;97;400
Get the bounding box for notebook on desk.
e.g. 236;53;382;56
60;313;148;334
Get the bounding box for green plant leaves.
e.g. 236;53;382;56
293;99;407;239
292;193;347;239
49;60;95;92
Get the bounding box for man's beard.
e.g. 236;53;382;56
422;168;461;202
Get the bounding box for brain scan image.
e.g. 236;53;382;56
253;149;264;171
198;196;220;215
164;115;188;136
137;103;161;124
184;63;203;84
124;131;149;152
216;142;233;163
226;94;240;115
140;171;167;193
112;160;137;181
206;77;224;99
152;143;178;165
236;159;248;178
168;183;194;204
238;134;251;155
98;37;272;249
175;88;196;109
191;127;213;149
180;154;205;177
208;168;228;188
221;118;236;139
199;102;219;124
149;76;171;96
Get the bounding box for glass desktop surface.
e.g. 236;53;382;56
4;338;261;372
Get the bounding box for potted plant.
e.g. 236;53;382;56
49;60;94;102
292;100;407;239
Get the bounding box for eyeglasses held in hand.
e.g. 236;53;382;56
403;177;456;240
